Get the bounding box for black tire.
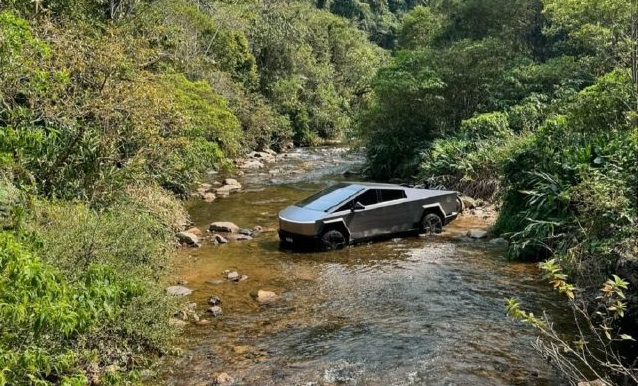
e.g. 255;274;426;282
456;196;464;213
421;213;443;234
321;229;347;250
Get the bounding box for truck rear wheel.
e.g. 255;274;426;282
421;213;443;234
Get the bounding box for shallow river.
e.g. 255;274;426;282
164;148;566;386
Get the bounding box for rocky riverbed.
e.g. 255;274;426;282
159;146;567;386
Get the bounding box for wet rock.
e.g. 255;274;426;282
256;290;279;304
207;279;225;285
248;151;276;163
198;183;213;191
196;319;211;325
186;227;203;236
238;159;264;169
213;234;229;244
233;345;251;354
240;275;248;282
489;237;509;246
467;229;488;239
210;222;239;233
238;228;253;236
169;318;188;328
176;231;199;246
214;185;233;196
202;192;216;202
223;178;240;187
227;234;253;241
208;296;222;306
166;285;193;296
207;306;223;317
212;372;233;385
227;271;240;281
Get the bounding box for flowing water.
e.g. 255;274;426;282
164;147;567;386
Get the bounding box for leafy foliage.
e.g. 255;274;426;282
506;262;638;385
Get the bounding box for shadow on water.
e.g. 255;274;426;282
163;148;568;386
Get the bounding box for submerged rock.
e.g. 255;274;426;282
489;237;509;246
202;192;216;202
210;221;239;233
256;290;279;304
207;306;223;317
212;372;234;385
226;271;240;281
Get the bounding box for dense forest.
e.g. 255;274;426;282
0;0;636;384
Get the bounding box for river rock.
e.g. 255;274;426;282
467;229;488;239
208;296;222;306
223;178;241;187
213;185;233;197
489;237;509;246
197;182;212;191
202;192;216;202
238;159;264;169
227;234;253;241
210;222;239;233
212;372;234;385
207;306;223;317
227;271;240;281
238;228;253;236
166;285;193;296
186;227;203;236
176;231;199;246
257;290;279;304
207;279;225;285
233;345;251;354
248;151;276;163
213;234;229;244
196;319;211;325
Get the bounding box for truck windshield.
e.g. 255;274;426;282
295;183;364;212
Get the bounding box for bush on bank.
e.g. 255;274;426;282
0;179;185;385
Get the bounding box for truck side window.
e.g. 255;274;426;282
356;189;379;206
379;189;406;202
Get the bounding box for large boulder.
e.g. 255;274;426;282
209;221;239;233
